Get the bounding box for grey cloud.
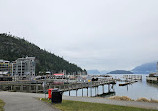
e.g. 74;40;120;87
1;0;158;70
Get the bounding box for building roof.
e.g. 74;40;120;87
46;71;51;74
0;60;10;63
53;73;64;76
17;57;35;61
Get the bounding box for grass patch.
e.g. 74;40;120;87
0;99;5;111
40;98;158;111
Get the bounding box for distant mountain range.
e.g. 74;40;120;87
87;62;157;74
131;62;157;74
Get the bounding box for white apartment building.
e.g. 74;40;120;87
12;57;36;78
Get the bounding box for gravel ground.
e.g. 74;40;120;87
0;91;158;110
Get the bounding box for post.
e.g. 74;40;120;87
36;84;38;93
82;88;83;97
69;90;70;96
87;87;88;97
64;85;65;91
76;89;78;96
108;84;110;92
90;87;92;97
81;83;83;97
11;85;13;90
127;85;128;91
95;87;96;96
29;85;31;92
20;85;23;92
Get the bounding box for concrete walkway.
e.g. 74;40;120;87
0;91;59;111
63;96;158;110
0;91;158;110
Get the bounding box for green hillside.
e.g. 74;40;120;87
0;33;84;74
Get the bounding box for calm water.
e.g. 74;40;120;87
63;74;158;100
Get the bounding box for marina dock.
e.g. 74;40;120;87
123;75;142;80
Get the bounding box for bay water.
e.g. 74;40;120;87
63;74;158;100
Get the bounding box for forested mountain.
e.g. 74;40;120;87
132;62;157;74
0;33;84;74
107;70;133;74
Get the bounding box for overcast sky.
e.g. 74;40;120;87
0;0;158;71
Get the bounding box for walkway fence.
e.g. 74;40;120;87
0;79;116;94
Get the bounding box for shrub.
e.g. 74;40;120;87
136;98;150;102
109;96;133;101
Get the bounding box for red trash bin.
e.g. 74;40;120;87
48;88;54;99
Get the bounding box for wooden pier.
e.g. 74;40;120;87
0;79;116;97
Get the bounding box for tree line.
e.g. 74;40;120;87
0;33;85;75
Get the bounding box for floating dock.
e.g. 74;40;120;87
119;81;138;86
123;75;142;80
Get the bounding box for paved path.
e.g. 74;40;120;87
0;91;59;111
63;96;158;110
0;91;158;110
